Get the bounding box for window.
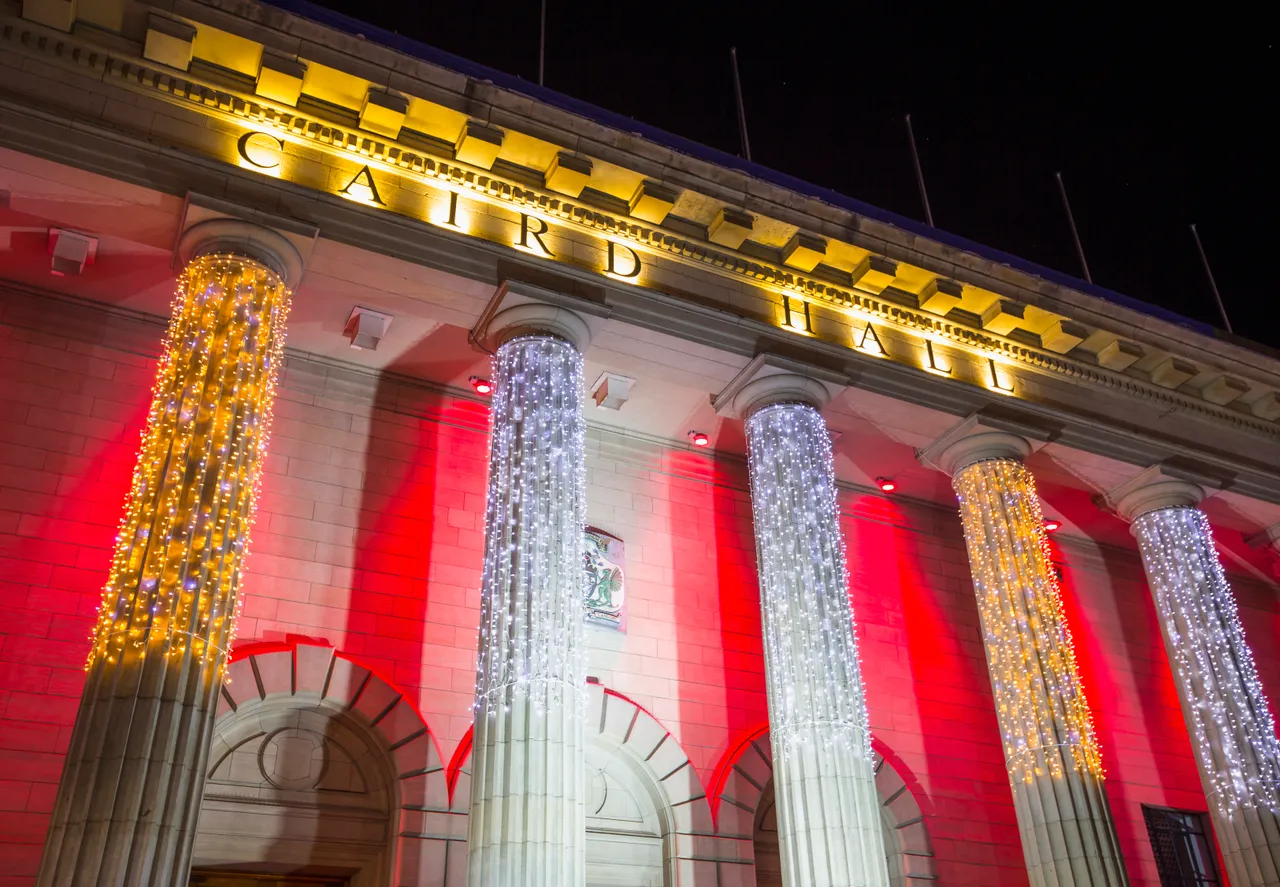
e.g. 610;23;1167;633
1143;805;1221;887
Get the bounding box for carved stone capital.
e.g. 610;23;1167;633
174;194;318;289
487;302;592;351
916;411;1049;477
176;219;305;288
1101;464;1216;523
712;353;843;419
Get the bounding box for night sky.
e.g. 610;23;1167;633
305;0;1276;349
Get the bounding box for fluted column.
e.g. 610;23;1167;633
467;304;590;887
1106;466;1280;885
37;222;302;887
735;373;890;887
920;418;1128;887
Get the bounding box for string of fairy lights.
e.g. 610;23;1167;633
1133;506;1280;819
952;458;1104;783
745;402;874;761
473;335;587;718
87;254;290;679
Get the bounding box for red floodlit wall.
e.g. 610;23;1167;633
3;286;1276;886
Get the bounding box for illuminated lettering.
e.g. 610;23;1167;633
989;358;1014;392
236;131;283;169
782;296;812;333
606;241;642;279
340;165;386;206
856;323;885;355
518;214;554;256
925;339;952;374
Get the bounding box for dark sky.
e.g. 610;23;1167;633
308;0;1276;348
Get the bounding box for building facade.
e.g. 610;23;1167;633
2;1;1280;885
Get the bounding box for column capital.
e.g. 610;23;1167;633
471;280;606;352
712;353;843;418
1100;463;1218;523
174;194;318;289
487;302;592;351
916;410;1049;477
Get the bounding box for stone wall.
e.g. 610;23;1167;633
2;284;1269;885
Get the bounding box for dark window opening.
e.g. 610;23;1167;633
1143;805;1221;887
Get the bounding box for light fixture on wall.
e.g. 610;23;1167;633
470;376;494;395
48;227;98;276
343;306;393;350
688;430;710;448
876;477;896;493
1044;518;1061;532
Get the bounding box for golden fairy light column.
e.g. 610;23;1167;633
467;303;591;887
37;221;302;887
1105;466;1280;887
919;415;1128;887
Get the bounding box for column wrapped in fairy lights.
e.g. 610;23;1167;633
922;418;1127;887
38;230;299;887
468;305;589;887
1109;467;1280;885
741;377;890;887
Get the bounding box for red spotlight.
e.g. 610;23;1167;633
689;430;710;448
470;376;494;396
1043;518;1061;532
876;477;896;493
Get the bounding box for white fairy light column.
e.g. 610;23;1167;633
37;221;302;887
1105;466;1280;885
733;372;891;887
919;416;1128;887
467;303;590;887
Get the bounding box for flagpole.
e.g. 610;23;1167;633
1190;223;1233;333
1055;171;1092;283
730;47;752;162
538;0;546;86
905;114;934;226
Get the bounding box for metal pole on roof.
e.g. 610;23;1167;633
1190;223;1234;334
730;47;752;162
904;114;934;227
1055;171;1093;284
538;0;546;86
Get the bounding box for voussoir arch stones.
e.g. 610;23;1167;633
712;729;939;883
449;683;745;884
214;642;462;886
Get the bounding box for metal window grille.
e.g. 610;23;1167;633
1142;805;1221;887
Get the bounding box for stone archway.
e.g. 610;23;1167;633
448;683;729;886
193;642;458;887
715;730;938;885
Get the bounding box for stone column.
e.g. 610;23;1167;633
37;221;302;887
734;373;891;887
919;417;1128;887
1106;466;1280;885
467;304;590;887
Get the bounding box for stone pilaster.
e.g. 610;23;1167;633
919;415;1128;887
1106;466;1280;886
733;371;891;887
37;222;302;887
466;304;590;887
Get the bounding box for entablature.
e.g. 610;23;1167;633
3;0;1279;484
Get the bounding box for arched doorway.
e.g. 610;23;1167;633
584;740;667;886
718;731;939;885
191;643;455;887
